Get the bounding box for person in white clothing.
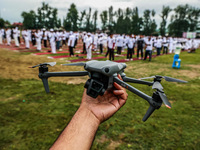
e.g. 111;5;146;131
6;28;11;46
155;37;162;55
163;37;169;54
107;33;116;61
48;29;56;54
68;31;75;56
86;33;93;60
127;34;135;60
13;27;19;47
116;34;124;54
144;37;153;61
0;29;3;44
35;30;42;51
82;32;87;54
23;29;30;49
98;34;104;54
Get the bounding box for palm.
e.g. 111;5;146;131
81;76;128;123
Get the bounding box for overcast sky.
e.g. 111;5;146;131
0;0;200;28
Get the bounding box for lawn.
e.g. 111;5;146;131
0;47;200;150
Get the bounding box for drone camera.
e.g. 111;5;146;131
84;79;105;98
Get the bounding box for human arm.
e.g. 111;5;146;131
50;74;128;150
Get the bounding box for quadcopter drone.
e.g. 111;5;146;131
30;60;187;122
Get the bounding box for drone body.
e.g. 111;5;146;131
31;60;187;122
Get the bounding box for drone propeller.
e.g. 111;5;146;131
62;62;85;66
30;62;56;68
140;75;187;83
152;81;171;108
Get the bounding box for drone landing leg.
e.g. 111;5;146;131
42;78;50;93
142;105;155;121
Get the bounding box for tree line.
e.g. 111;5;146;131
19;2;200;37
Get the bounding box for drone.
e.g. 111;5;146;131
30;60;187;122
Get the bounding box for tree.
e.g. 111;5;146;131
143;9;157;35
187;6;200;31
78;10;86;31
168;4;190;37
123;7;132;34
37;2;60;29
21;10;36;29
0;18;5;28
92;10;98;32
115;8;124;34
63;3;79;31
131;7;143;35
159;6;172;36
100;10;108;32
108;6;115;33
85;7;92;32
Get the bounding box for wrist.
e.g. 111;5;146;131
79;103;101;126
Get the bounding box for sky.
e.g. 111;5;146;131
0;0;200;28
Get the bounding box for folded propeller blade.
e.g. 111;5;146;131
163;76;188;83
62;62;85;66
152;81;163;91
30;62;56;68
158;92;171;109
139;76;155;80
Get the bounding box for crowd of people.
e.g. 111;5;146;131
0;27;199;61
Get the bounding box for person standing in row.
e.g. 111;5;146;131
107;33;115;61
98;34;104;54
6;28;11;46
82;32;87;54
144;37;153;61
13;27;20;47
23;29;30;49
68;31;75;56
48;29;56;54
42;28;48;48
35;30;42;51
116;34;123;55
162;37;168;54
127;35;135;60
0;29;3;44
155;37;163;55
86;33;93;60
137;35;144;59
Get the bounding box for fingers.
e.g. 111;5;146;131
113;82;123;90
113;90;128;100
117;74;123;80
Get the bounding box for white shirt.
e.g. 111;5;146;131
127;37;135;49
68;34;75;47
145;39;153;50
156;38;162;48
107;37;115;49
86;36;93;49
116;35;124;47
48;32;56;43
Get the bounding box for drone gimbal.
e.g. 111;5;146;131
30;60;187;122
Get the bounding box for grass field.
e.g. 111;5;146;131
0;46;200;150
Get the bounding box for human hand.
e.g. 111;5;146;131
80;74;128;124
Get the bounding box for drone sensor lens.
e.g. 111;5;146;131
105;68;110;73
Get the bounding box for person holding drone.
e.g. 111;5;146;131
50;74;128;150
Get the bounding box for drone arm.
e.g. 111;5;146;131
114;77;161;122
113;77;152;102
122;76;153;86
40;71;89;78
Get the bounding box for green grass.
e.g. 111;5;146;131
0;49;200;150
